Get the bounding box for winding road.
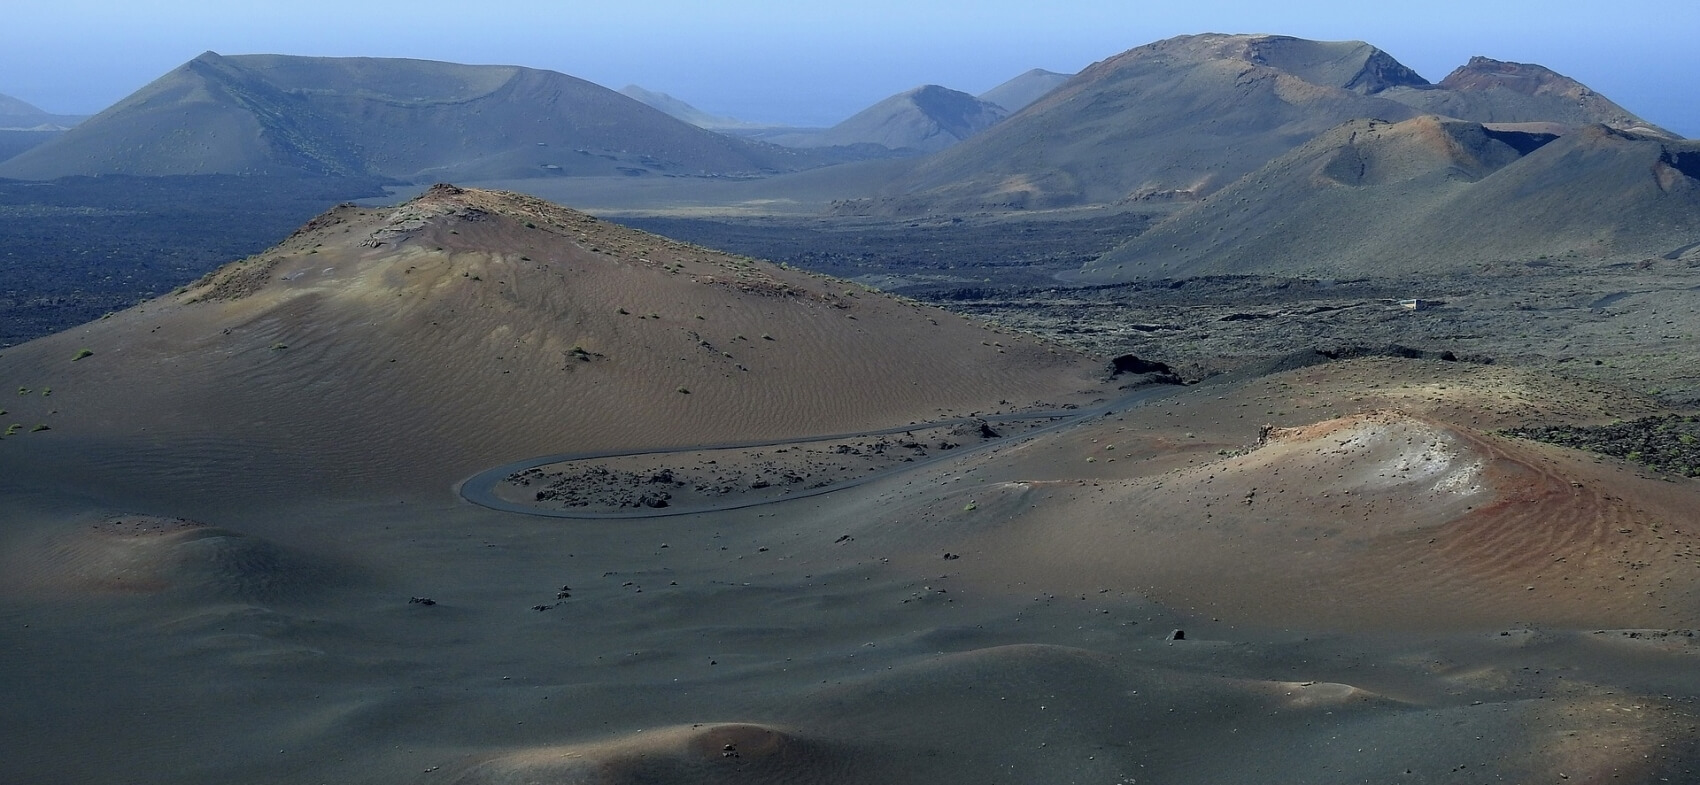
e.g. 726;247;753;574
458;384;1182;519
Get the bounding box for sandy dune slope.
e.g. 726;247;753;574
0;185;1104;502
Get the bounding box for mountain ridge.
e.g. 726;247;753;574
864;34;1430;211
0;53;808;181
858;33;1671;214
1380;56;1675;138
1084;119;1700;280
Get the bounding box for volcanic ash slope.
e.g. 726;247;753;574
0;184;1104;501
831;357;1700;630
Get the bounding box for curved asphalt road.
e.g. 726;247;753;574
459;384;1181;519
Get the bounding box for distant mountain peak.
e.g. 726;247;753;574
1441;56;1593;95
0;92;48;117
1088;33;1427;95
1341;46;1432;94
1404;55;1677;138
1239;34;1429;94
978;69;1073;113
618;85;762;130
0;91;89;134
847;85;1008;152
767;84;1007;154
897;85;1004;136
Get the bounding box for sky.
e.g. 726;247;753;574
4;0;1697;137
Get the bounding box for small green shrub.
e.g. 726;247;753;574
30;424;48;432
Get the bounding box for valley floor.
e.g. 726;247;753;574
4;355;1700;784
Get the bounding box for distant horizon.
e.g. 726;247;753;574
6;1;1697;137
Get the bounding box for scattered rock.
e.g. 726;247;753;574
1109;353;1176;377
1108;353;1183;386
1315;343;1463;363
950;419;1002;440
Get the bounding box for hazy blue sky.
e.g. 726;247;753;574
5;0;1697;136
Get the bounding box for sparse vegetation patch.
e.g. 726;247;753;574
1504;415;1700;478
